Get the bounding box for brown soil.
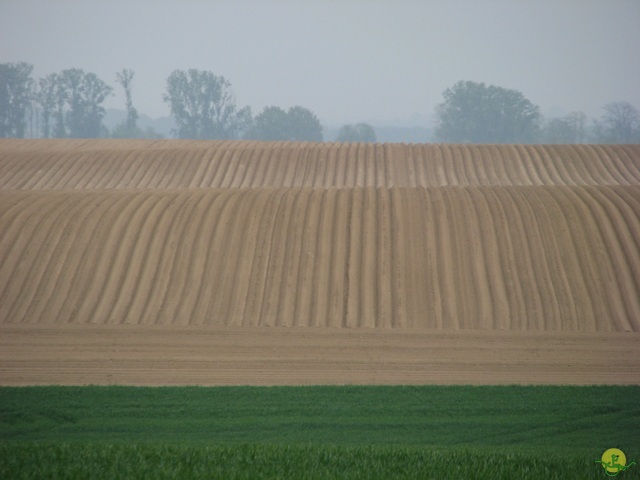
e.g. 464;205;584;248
1;324;638;386
0;140;638;385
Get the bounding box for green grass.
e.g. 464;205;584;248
0;443;623;479
1;385;638;478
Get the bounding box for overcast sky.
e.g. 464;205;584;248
1;0;639;127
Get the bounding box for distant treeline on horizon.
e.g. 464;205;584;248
1;62;639;144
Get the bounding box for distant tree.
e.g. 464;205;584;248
435;80;542;143
245;106;290;140
0;62;34;138
286;106;323;142
36;69;112;138
163;69;251;139
336;124;357;142
114;68;139;137
592;101;640;143
336;123;377;143
37;73;59;138
51;74;67;138
62;69;113;138
543;112;587;144
245;105;323;142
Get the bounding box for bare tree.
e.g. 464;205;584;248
593;102;640;143
543;112;587;144
336;123;376;143
0;62;34;138
116;68;138;134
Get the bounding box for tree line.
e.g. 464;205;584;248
0;63;332;142
1;62;639;143
434;80;640;144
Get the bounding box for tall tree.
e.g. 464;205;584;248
336;123;377;143
61;69;113;138
593;101;640;143
36;69;112;138
163;69;250;139
115;68;138;134
0;62;34;138
52;74;67;138
435;80;541;143
37;74;59;138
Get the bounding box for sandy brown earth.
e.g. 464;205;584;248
0;140;638;385
1;324;639;385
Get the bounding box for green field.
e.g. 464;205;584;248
1;385;638;479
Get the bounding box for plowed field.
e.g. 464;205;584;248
1;140;638;385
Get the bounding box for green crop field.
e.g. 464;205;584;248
1;385;638;479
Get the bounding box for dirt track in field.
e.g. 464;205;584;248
0;140;638;385
2;324;638;386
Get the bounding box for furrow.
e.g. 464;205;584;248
193;189;244;325
1;193;90;322
215;187;264;326
504;187;553;329
293;189;323;326
274;188;310;327
574;186;640;331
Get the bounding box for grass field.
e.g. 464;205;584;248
1;385;638;478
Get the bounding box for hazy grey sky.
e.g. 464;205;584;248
1;0;639;126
